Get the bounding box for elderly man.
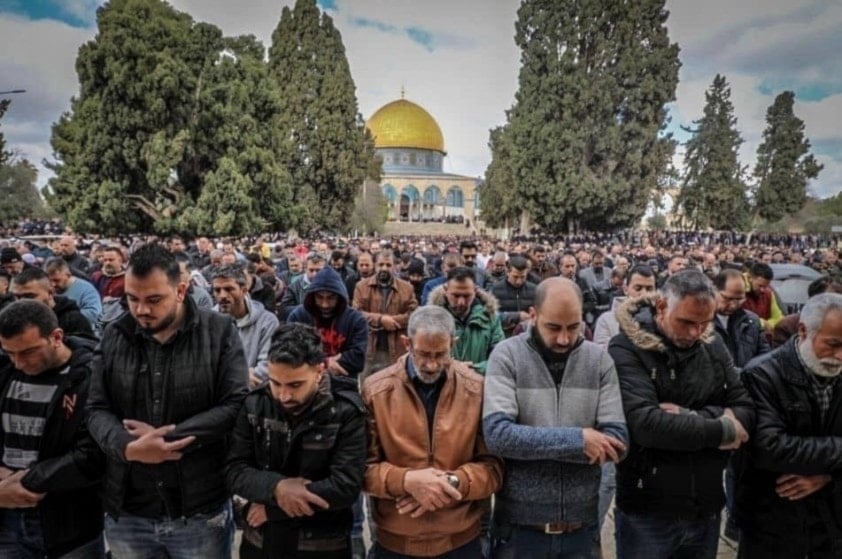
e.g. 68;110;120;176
736;293;842;558
609;270;755;559
363;306;503;558
484;277;628;558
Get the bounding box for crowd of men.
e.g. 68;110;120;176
1;230;842;558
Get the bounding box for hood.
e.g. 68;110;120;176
53;294;82;315
615;294;715;353
303;267;349;317
428;284;499;319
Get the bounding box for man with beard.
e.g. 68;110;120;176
10;267;96;340
484;278;627;558
609;270;754;559
363;306;503;558
212;264;280;388
559;253;599;329
44;258;102;329
459;240;492;290
279;254;326;321
0;300;105;558
227;323;366;559
287;267;368;379
354;251;417;376
87;243;248;558
346;251;373;306
91;246;128;329
737;293;842;558
56;236;91;277
491;255;536;337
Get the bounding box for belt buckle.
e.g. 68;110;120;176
544;522;566;535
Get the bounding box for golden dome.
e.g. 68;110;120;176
366;99;445;154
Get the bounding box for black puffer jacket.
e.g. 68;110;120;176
226;375;366;553
87;297;249;518
0;337;105;558
608;296;755;518
736;338;842;555
490;278;536;333
713;308;770;369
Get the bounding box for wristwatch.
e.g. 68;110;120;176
446;473;460;489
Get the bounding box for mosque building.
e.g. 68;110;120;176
365;94;480;226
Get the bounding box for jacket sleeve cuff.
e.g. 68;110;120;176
453;469;471;499
719;416;736;445
385;466;410;498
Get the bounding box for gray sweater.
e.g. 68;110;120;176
483;330;628;525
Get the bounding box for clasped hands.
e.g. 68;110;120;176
123;419;195;464
395;467;463;518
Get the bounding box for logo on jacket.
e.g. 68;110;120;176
62;393;77;419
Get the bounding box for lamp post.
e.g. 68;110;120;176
0;90;26;95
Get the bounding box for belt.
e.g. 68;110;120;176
522;521;585;535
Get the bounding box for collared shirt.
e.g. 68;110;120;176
406;357;446;438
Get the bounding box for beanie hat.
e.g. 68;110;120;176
0;248;21;265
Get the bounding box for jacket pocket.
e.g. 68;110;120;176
301;424;340;451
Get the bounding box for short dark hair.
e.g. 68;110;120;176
662;269;715;308
211;264;248;287
508;255;529;272
127;243;181;285
459;240;477;252
750;263;774;281
268;323;325;367
44;257;70;274
446;266;476;283
11;266;49;287
101;246;124;260
0;299;59;339
808;277;842;298
713;268;743;291
625;264;654;283
374;251;393;263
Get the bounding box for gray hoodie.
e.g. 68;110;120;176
215;297;279;379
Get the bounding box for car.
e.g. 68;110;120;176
770;263;822;313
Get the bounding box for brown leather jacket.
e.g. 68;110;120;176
362;356;503;557
353;276;418;363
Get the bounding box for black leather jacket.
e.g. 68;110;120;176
226;375;366;553
87;298;249;518
1;337;105;557
713;308;770;369
737;338;842;555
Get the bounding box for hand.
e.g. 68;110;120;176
0;467;14;481
582;428;626;465
326;357;349;376
246;503;268;528
519;311;530;322
248;370;263;388
0;470;45;508
395;495;428;518
273;477;329;518
380;316;400;331
402;468;462;512
776;474;832;501
123;419;155;438
124;425;196;464
659;402;682;415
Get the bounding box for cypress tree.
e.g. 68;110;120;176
268;0;379;233
753;91;822;223
493;0;680;233
677;74;749;230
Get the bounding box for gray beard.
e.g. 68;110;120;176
800;338;842;378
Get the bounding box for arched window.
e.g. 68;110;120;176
424;186;441;205
402;185;420;203
382;184;397;204
446;186;464;208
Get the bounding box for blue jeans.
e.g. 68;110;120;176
369;538;482;558
0;509;105;559
492;523;599;559
614;509;720;559
105;502;234;559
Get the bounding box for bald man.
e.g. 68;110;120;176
56;236;91;276
483;278;628;558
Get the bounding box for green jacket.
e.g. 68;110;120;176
429;285;505;374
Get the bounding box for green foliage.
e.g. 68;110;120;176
818;192;842;217
0;159;47;226
46;0;296;236
647;214;667;230
677;74;749;230
753;91;823;222
348;179;388;235
268;0;380;233
483;0;680;233
481;126;520;229
0;99;10;167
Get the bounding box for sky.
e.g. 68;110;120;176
1;0;840;208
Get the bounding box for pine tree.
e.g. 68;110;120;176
480;125;520;229
677;74;749;230
491;0;680;233
753;91;822;223
268;0;379;233
46;0;294;235
0;159;47;227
